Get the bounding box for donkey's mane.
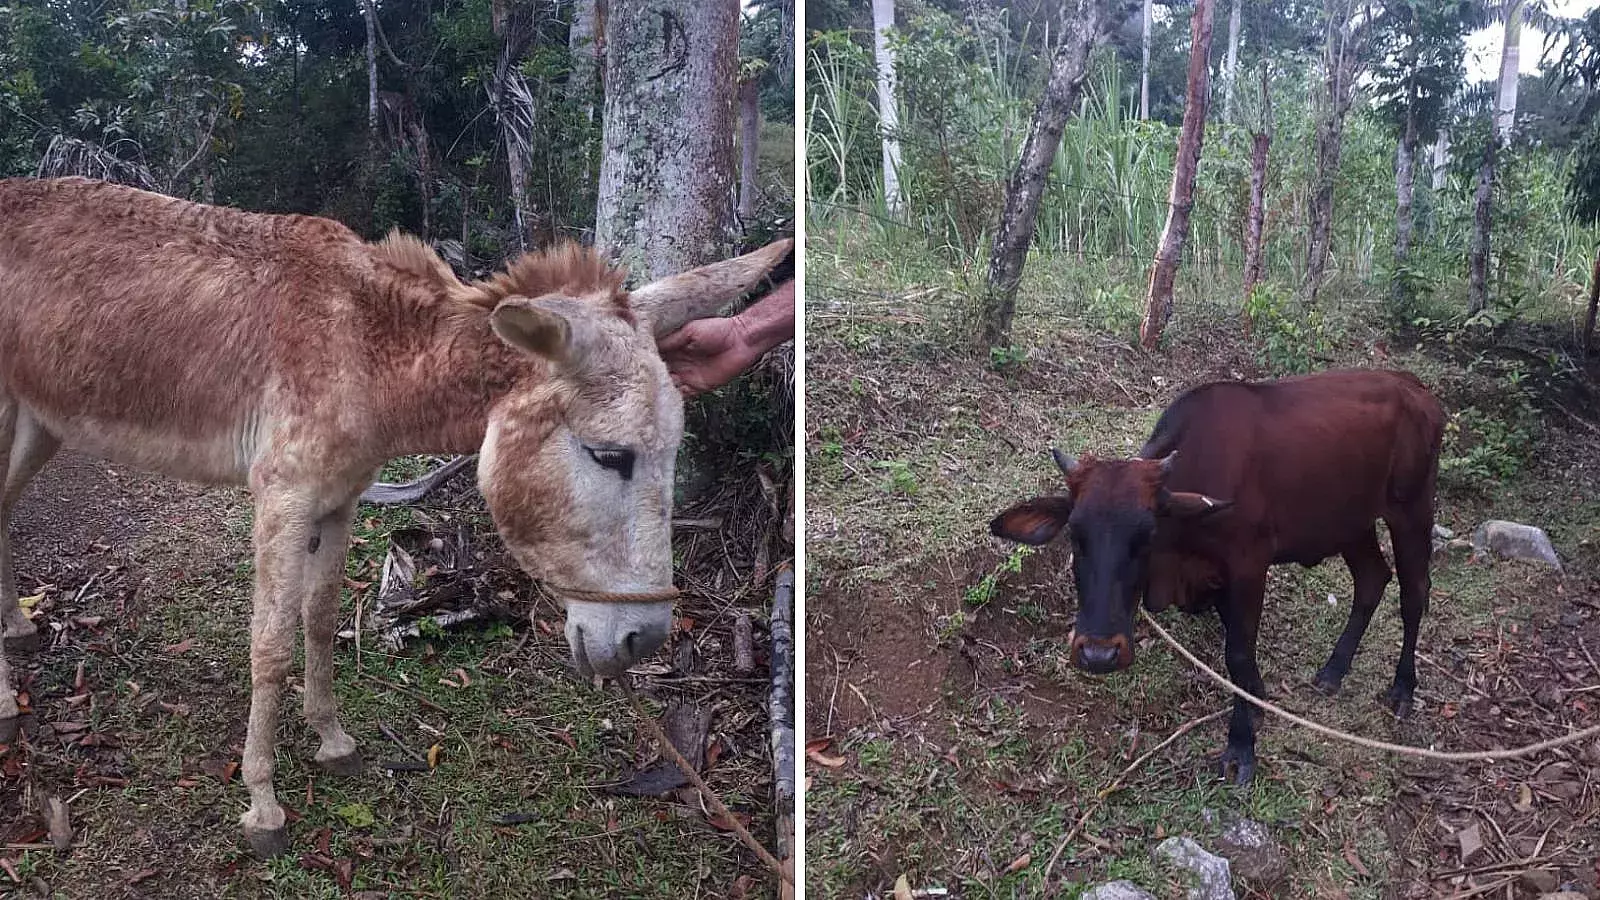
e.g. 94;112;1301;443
372;232;630;317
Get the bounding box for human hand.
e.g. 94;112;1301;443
657;315;758;397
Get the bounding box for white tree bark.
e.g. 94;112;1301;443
1223;0;1242;123
567;0;601;122
871;0;904;216
1140;0;1153;119
596;0;738;279
363;0;379;136
1430;129;1449;190
1495;0;1522;144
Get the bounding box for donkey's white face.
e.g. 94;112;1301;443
476;241;791;676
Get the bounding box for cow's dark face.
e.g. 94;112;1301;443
989;450;1230;675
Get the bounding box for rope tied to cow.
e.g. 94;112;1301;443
615;678;794;887
1139;608;1600;762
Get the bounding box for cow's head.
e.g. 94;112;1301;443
988;449;1231;674
471;239;792;676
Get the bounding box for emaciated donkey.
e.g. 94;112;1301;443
0;177;790;856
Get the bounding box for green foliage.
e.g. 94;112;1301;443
1244;284;1331;374
874;459;919;496
1440;362;1541;488
963;545;1032;609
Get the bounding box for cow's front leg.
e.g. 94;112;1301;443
301;497;361;775
1215;573;1266;785
239;489;314;858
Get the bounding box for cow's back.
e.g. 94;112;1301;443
1142;369;1443;565
0;177;374;482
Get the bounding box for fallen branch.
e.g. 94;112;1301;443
770;569;797;893
1041;706;1229;885
360;455;475;505
617;678;793;887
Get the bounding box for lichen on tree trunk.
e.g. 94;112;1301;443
1468;140;1496;315
738;78;760;223
596;0;738;280
1139;0;1215;350
1303;0;1363;305
1242;131;1270;311
980;0;1109;348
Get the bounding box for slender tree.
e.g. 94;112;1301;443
1242;62;1272;310
1223;0;1243;122
1139;0;1216;349
490;0;539;252
871;0;904;216
1303;0;1371;303
1370;0;1468;304
567;0;601;121
1468;0;1524;315
597;0;739;279
1140;0;1153;119
980;0;1122;347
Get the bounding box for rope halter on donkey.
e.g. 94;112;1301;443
544;585;682;605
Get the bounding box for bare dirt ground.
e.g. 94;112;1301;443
0;450;788;899
803;247;1600;899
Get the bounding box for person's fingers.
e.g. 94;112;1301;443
657;329;693;353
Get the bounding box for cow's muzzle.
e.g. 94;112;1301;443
1070;632;1133;674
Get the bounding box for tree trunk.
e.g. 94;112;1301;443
491;0;537;253
1392;93;1418;303
738;76;760;223
364;0;379;137
1468;139;1495;314
1223;0;1242;123
568;0;601;121
980;0;1111;347
1242;131;1270;306
1139;0;1152;119
871;0;904;216
1138;0;1216;350
1495;0;1523;143
1430;128;1449;190
597;0;738;279
1469;1;1521;315
1584;247;1599;356
1303;1;1361;304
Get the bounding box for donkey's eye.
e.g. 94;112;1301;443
585;446;636;480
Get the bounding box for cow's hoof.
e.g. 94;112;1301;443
3;631;40;654
1218;745;1256;786
316;749;364;778
1312;667;1344;695
1385;685;1414;719
243;824;291;858
0;715;17;743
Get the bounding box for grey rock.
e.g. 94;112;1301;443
1155;837;1236;900
1216;819;1289;889
1471;521;1562;570
1433;524;1455;540
1080;881;1158;900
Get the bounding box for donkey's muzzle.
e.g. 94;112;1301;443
563;599;673;676
1070;632;1133;674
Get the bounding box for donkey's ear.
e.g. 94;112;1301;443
490;297;603;366
989;496;1074;546
631;239;793;338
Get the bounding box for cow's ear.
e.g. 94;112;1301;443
1161;491;1232;520
989;496;1074;545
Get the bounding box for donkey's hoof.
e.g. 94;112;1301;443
0;715;18;743
244;824;291;858
3;631;40;654
316;750;364;778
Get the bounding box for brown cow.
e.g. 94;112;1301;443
991;369;1445;783
0;177;790;855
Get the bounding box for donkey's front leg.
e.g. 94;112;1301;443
239;490;314;858
301;498;361;775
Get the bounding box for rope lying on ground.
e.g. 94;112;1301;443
616;678;795;887
1139;608;1600;762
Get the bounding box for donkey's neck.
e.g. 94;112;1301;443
364;308;533;459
